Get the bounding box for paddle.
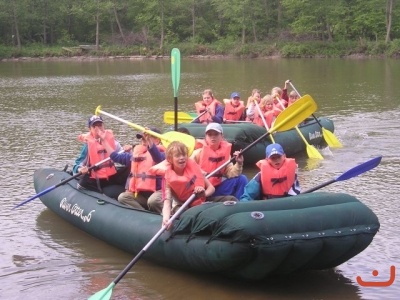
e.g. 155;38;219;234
89;93;318;300
95;106;196;155
254;100;276;143
12;155;118;210
275;96;323;160
302;156;382;193
289;81;343;148
163;110;207;124
171;48;181;131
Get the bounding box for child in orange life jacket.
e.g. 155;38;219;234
193;89;224;124
288;90;300;106
151;141;214;229
190;123;248;199
99;127;165;213
245;88;262;121
261;95;281;129
271;86;288;110
75;115;130;199
240;143;301;201
223;92;245;122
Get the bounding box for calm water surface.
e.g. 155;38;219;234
1;58;399;299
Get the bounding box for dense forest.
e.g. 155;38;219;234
0;0;399;58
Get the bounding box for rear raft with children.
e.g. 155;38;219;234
34;167;379;280
179;116;334;166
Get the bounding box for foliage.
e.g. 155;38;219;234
0;0;400;58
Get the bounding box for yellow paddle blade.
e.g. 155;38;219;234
95;106;195;155
322;127;343;148
164;111;194;124
295;126;324;160
271;94;317;132
161;131;195;155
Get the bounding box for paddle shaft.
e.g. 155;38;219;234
254;100;275;143
96;107;166;141
255;100;271;130
289;82;326;128
191;109;208;123
302;156;382;193
13;155;116;209
276;95;323;159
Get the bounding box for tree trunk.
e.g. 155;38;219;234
327;23;333;41
96;13;100;50
12;0;21;49
42;0;48;44
385;0;393;43
159;0;164;54
277;0;282;29
192;0;195;41
113;0;126;44
252;20;257;43
96;0;100;50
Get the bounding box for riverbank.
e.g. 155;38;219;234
1;40;399;61
0;53;383;62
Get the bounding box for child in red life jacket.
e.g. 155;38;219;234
240;143;301;201
75;115;130;199
223;92;245;122
151;141;215;230
99;127;165;213
193;89;224;124
191;123;248;199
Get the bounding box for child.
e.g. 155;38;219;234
193;89;224;124
245;88;262;121
262;94;281;129
271;86;288;110
223;92;245;122
288;90;300;106
150;141;215;229
240;143;301;201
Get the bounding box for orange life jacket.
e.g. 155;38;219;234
223;100;245;121
264;109;280;128
195;99;222;123
128;144;163;193
246;106;265;127
84;130;117;179
198;140;232;186
256;158;297;199
165;159;206;207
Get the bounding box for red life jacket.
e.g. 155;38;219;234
195;99;222;123
223;99;245;121
198;140;232;186
84;130;117;179
256;158;297;199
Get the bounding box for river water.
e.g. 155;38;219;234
1;58;399;299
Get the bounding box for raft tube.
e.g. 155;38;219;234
34;168;379;280
180;117;334;166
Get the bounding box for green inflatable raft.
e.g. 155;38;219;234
179;117;334;166
34;168;379;280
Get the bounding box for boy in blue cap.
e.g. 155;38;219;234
240;143;301;201
223;92;245;122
